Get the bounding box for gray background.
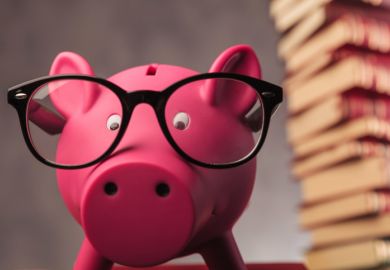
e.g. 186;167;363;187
0;1;308;269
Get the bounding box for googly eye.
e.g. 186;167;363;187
173;112;190;130
107;114;121;131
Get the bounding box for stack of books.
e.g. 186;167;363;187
270;0;390;269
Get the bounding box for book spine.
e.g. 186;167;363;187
342;93;390;122
359;55;390;94
350;14;390;52
379;192;390;213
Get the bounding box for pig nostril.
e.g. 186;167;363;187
155;182;170;197
104;182;118;196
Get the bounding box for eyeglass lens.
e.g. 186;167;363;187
165;77;264;165
27;79;123;166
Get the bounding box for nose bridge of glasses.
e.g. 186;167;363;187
124;90;162;110
117;92;172;156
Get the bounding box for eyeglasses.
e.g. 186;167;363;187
8;73;282;169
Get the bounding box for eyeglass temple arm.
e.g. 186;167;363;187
244;108;262;132
29;100;65;135
244;102;280;132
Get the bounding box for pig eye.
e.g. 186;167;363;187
173;112;190;130
106;114;121;131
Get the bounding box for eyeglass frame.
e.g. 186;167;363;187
8;72;282;170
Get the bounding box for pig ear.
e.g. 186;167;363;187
202;45;262;115
49;52;99;118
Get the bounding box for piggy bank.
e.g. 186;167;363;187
7;45;282;270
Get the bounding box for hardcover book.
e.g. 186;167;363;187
310;213;390;247
287;55;390;114
301;156;390;204
288;92;390;144
305;239;390;270
300;191;390;228
286;14;390;75
278;1;390;60
294;117;390;159
293;140;387;178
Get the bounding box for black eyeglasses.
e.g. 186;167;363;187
7;73;282;169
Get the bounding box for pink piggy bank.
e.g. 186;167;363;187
8;45;282;270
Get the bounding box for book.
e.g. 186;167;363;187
273;0;390;33
286;14;390;76
287;55;390;114
287;91;390;144
310;213;390;247
288;95;344;144
293;140;385;178
305;239;390;270
278;1;390;60
283;46;388;94
288;92;390;144
301;156;390;204
273;0;331;32
278;6;329;60
293;116;390;159
299;191;390;228
269;0;298;19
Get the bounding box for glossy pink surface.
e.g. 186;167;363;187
50;45;263;270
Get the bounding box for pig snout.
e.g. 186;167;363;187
80;160;199;267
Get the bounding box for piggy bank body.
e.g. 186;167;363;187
49;45;262;270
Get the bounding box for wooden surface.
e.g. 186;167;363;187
115;263;307;270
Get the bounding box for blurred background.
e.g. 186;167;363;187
0;1;307;269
